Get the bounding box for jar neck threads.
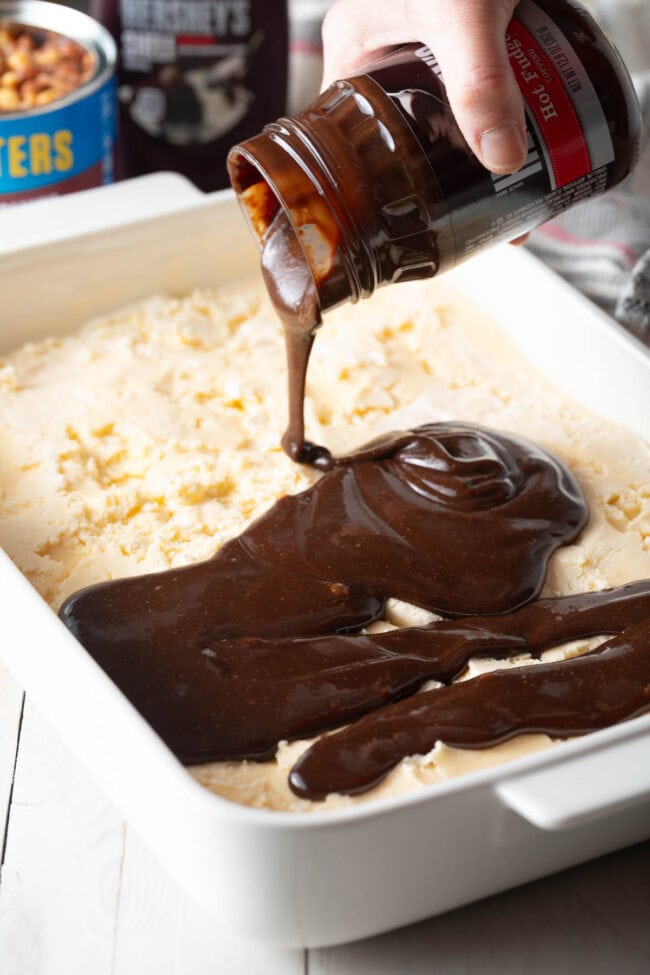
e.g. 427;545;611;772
228;77;448;316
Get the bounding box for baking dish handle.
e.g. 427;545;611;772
495;726;650;830
0;172;203;255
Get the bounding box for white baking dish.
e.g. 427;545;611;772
1;174;649;948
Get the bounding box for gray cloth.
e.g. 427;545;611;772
528;73;650;345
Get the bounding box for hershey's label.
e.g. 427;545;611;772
118;0;252;72
120;0;251;37
116;0;266;149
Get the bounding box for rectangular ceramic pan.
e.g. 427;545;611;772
1;174;650;948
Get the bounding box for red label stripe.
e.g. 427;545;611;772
506;18;591;188
176;35;216;46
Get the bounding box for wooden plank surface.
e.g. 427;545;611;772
111;829;303;975
0;700;304;975
0;700;126;975
312;842;650;974
0;664;24;865
1;700;649;975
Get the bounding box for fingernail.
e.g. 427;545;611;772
479;122;527;173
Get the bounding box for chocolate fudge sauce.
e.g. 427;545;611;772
61;424;591;767
260;209;331;469
289;582;650;798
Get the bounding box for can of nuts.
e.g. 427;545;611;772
0;0;116;204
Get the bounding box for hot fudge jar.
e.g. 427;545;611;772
228;0;641;313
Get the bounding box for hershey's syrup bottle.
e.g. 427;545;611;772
91;0;289;191
228;0;641;315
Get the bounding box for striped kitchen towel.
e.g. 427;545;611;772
528;73;650;346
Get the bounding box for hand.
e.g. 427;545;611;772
322;0;527;176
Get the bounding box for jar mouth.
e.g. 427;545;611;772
227;147;283;245
227;115;369;315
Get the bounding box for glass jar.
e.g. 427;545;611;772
228;0;641;314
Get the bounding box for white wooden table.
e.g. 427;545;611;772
1;660;649;975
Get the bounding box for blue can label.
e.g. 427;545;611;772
0;74;116;200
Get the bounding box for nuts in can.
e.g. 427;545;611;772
0;0;116;204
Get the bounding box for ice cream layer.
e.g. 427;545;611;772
0;275;649;812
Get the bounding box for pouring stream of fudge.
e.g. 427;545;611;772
260;208;332;470
59;216;650;802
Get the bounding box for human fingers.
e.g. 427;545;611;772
322;0;527;175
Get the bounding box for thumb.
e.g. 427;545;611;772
429;0;527;174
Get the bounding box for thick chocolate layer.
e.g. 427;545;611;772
60;423;592;774
59;214;650;800
290;582;650;798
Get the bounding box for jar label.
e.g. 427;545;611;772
507;0;613;188
364;0;616;265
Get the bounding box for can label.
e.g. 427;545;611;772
0;75;116;203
